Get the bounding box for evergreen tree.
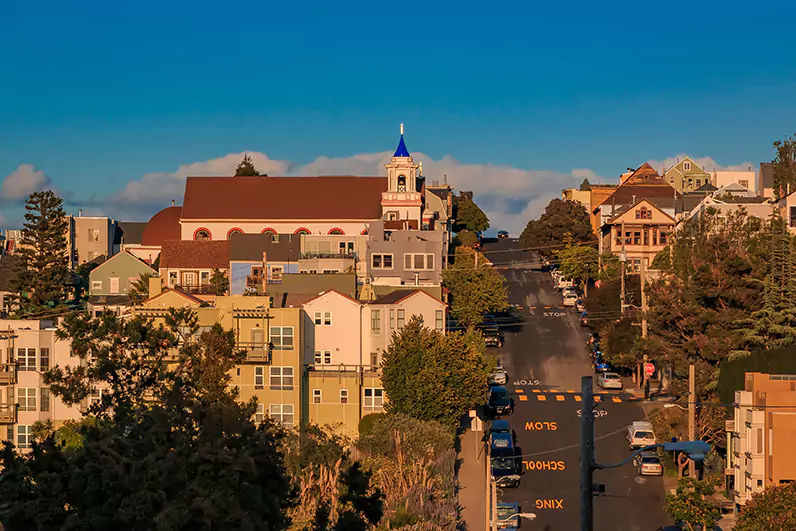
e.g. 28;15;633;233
235;153;261;176
210;268;229;295
10;191;70;316
520;198;594;255
772;133;796;199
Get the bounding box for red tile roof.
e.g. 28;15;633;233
160;240;230;269
181;176;388;220
141;206;182;246
596;182;679;211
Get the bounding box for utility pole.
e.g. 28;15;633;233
640;259;648;390
620;222;626;316
688;363;696;479
580;376;595;531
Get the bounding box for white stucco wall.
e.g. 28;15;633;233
179;221;373;241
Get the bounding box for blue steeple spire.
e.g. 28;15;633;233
393;123;410;157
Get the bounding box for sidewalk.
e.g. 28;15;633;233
457;425;488;531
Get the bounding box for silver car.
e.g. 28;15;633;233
597;372;623;390
488;365;508;385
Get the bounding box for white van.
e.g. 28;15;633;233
627;421;656;450
563;293;578;307
556;277;574;291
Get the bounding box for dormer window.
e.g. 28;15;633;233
635;207;652;220
397;175;407;192
683;161;691;171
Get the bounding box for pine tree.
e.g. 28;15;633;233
9;191;70;317
234;153;261;176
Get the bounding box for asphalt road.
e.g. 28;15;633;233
483;238;668;531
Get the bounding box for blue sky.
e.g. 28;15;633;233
2;0;796;232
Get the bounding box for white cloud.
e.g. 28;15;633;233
0;164;52;201
571;168;603;181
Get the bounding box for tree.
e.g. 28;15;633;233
0;311;295;530
211;268;230;295
557;244;599;296
235;153;261;176
735;481;796;531
127;272;157;305
520;198;594;255
381;317;490;429
772;133;796;199
442;246;508;328
453;229;479;249
664;477;721;531
452;194;489;234
10;190;70;316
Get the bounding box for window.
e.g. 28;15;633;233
17;348;36;371
740;179;749;189
397;174;407;192
169;272;177;285
195;229;210;241
643;230;649;246
200;271;210;284
254;404;265;424
683;161;691;171
791;207;796;228
340;389;349;404
255;366;264;389
109;277;120;294
633;232;641;245
312;311;332;326
270;326;294;350
397;309;405;330
314;350;332;364
313;389;322;404
659;231;668;245
370;352;380;367
322;269;339;274
39;348;49;370
91;280;102;290
371;310;381;334
653;230;658;246
390;309;395;329
270;366;294;390
271;233;279;243
435;310;444;331
364;388;384;412
18;388;37;411
372;254;393;269
40;388;50;412
89;389;102;407
271;266;284;281
17;425;30;449
88;229;100;243
269;404;294;427
404;253;435;271
635;208;652;220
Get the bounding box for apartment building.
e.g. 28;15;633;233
728;372;796;512
0;320;83;451
302;289;446;436
68;214;116;267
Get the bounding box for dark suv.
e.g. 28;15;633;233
483;327;505;348
487;386;515;417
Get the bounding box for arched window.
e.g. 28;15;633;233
194;228;212;241
397;174;407;192
361;228;369;235
294;227;311;235
227;228;244;239
260;227;277;235
328;228;345;235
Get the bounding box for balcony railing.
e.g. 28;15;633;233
237;342;272;364
0;364;15;385
246;275;264;287
0;404;16;424
174;284;217;295
300;252;357;260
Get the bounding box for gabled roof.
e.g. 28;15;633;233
229;233;300;262
596;181;679;212
608;197;676;224
160;240;229;269
694;183;718;192
90;250;155;278
181;176;388;221
302;289;361;306
141;288;207;307
371;289;446;306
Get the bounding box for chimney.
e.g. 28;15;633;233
148;276;162;299
171;199;175;207
78;208;83;217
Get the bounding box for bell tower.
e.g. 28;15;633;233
382;124;423;224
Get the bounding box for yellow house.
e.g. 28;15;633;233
134;280;304;429
599;198;675;272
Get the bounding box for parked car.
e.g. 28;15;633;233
627;421;657;450
493;502;520;530
555;277;574;291
488;365;509;385
579;312;589;327
635;451;664;476
592;354;610;373
483;327;505;348
597;372;623;390
487;386;515;417
488;419;517;442
490;432;521;487
497;230;509;239
563;293;578;307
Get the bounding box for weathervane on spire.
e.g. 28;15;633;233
400;123;404;135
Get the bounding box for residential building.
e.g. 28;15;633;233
0;320;84;451
728;372;796;512
663;156;711;193
134;282;303;431
159;240;230;298
67;214;116;267
87;251;157;316
0;229;21;256
124;204;182;265
683;193;773;227
562;179;593;211
228;233;300;295
302;289;446;435
759;162;775;200
269;273;358;308
776;190;796;233
299;233;367;279
598;197;675;273
588;184;619;234
0;255;19;318
713;169;757;194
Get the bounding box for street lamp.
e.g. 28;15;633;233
664;403;687;411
